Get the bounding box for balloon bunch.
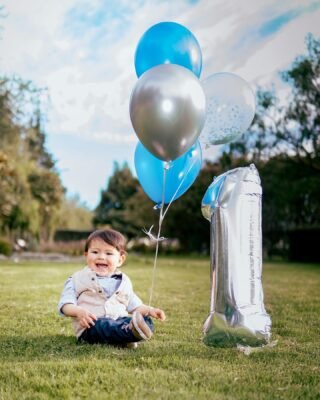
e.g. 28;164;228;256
130;22;205;304
129;21;256;304
130;22;205;188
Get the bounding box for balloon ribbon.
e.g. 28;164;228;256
147;162;169;306
146;157;199;305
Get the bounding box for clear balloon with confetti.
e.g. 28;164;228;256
201;72;256;146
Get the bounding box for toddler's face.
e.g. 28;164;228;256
85;238;125;276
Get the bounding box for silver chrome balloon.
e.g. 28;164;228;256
202;164;271;347
130;64;206;162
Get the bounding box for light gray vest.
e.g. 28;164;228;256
72;266;133;337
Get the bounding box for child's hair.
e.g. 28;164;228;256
85;229;127;254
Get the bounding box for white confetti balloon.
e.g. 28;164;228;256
201;72;256;145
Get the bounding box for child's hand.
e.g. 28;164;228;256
76;308;97;329
148;307;166;321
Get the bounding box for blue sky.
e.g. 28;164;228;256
1;0;319;208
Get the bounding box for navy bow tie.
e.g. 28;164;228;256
96;273;122;280
110;274;122;280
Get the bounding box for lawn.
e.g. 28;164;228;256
0;256;319;400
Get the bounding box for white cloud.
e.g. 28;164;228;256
4;0;317;143
1;0;75;75
233;7;320;84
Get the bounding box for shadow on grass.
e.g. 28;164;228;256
0;335;83;361
0;334;164;362
0;333;286;366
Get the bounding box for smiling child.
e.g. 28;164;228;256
58;229;165;347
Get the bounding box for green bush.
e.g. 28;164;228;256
0;238;12;256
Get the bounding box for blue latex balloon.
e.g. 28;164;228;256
135;140;202;204
135;21;202;78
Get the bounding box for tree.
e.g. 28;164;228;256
0;151;22;231
280;33;320;170
124;186;158;237
224;34;320;257
93;162;140;237
0;77;64;241
228;34;319;167
28;169;64;241
57;195;93;230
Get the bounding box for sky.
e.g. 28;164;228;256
0;0;319;209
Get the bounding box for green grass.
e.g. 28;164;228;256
0;256;319;400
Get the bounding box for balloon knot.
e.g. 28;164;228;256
142;225;166;242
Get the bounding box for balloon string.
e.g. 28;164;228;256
162;157;198;220
148;162;169;306
147;157;198;305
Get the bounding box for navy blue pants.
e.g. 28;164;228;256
79;316;154;345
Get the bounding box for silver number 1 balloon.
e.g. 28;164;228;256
202;164;271;347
